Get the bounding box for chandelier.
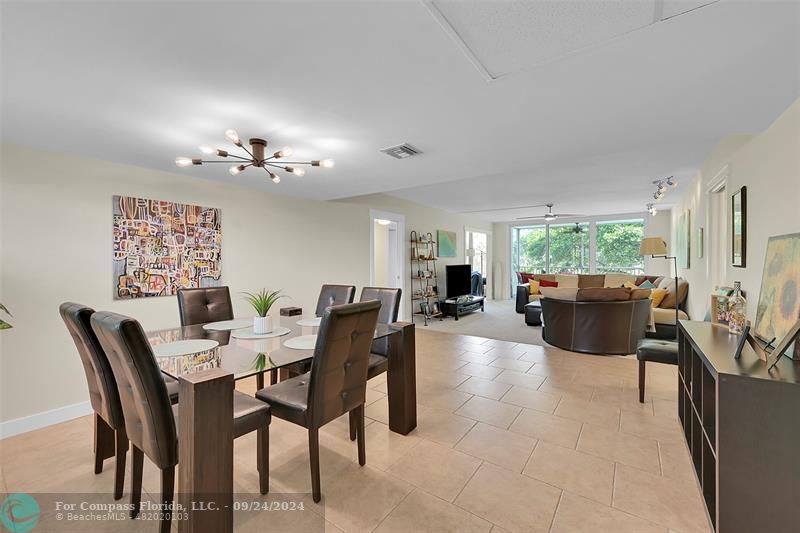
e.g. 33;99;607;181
175;129;334;184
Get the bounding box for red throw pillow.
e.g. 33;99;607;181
539;279;559;288
519;272;534;283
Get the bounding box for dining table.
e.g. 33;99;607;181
146;314;416;533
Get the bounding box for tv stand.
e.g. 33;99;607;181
442;295;485;320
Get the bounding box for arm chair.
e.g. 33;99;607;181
255;300;381;503
90;311;271;533
177;286;234;327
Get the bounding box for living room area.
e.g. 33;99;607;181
2;2;799;533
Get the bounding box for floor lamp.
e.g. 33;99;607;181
639;237;679;340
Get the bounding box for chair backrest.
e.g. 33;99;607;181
59;302;124;429
307;300;381;428
177;286;234;327
314;284;356;317
359;287;402;324
90;311;177;469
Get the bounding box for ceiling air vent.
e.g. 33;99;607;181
380;143;422;159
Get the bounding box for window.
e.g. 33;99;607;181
465;230;488;276
511;218;644;284
595;219;645;275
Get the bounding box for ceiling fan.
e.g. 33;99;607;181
514;203;584;222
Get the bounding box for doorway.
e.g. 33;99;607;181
465;227;491;298
370;210;406;319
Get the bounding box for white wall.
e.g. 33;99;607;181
672;97;800;321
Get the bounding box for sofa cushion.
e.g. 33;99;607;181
533;274;556;282
555;274;579;288
578;274;605;288
540;287;578;301
658;278;689;309
603;273;637;288
635;275;664;286
576;287;631;302
652;307;689;325
527;294;543;302
630;288;652;300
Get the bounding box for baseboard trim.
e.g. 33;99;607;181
0;401;92;439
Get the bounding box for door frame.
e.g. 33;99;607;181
369;209;407;319
464;226;492;299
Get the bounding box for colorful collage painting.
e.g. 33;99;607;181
113;196;222;299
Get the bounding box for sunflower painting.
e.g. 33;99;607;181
754;233;800;344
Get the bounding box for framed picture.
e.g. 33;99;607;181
754;232;800;346
437;229;457;257
732;186;747;267
677;209;691;269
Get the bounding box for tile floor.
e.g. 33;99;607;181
0;329;712;532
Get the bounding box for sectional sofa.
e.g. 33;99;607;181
516;272;689;340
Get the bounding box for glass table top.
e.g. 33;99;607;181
147;315;396;380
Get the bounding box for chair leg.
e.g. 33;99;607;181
93;413;114;474
638;360;646;403
160;465;175;533
113;428;129;500
257;426;269;495
130;445;144;519
308;428;321;503
355;405;366;467
348;410;357;441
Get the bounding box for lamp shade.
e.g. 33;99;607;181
639;237;667;256
466;248;476;258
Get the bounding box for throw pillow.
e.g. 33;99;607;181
650;288;668;307
659;278;689;309
630;288;652;300
539;279;559;288
623;281;638;290
638;280;657;289
528;279;540;295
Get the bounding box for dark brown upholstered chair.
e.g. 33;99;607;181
541;298;651;355
177;286;234;327
636;339;678;402
255;300;381;502
59;302;179;501
90;311;271;533
314;284;356;317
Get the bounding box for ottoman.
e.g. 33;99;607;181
636;339;678;402
524;302;542;326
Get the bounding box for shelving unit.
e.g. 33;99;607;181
410;230;442;326
677;321;800;533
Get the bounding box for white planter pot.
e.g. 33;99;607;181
253;316;273;335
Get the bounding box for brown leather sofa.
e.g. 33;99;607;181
541;297;652;355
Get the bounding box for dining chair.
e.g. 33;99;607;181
90;311;271;533
255;300;381;503
59;302;180;501
348;287;402;440
314;284;356;317
177;286;234;327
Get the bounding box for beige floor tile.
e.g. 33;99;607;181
458;362;504;380
417;387;473;411
455;396;522;429
537;378;594;401
366;395;390;424
457;351;498;365
374;489;492;533
509;409;583;449
492;369;545;390
500;386;560;414
489;357;533;373
459;344;495;355
658;439;698;485
523;442;614;505
481;339;519;349
620;411;685;442
321;464;414;532
414;407;476;446
652;398;679;419
551;492;667;533
351;421;422;472
455;422;537;472
554;397;621;429
457;377;512;400
486;346;529;357
613;464;711;533
455;463;561;533
577;424;661;474
527;362;578;380
517;350;549;363
591;386;654;415
387;439;481;501
366;387;387;406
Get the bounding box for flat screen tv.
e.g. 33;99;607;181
446;264;472;298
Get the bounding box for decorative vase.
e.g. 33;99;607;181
253;315;273;335
727;281;747;335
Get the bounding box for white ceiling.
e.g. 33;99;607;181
1;1;798;222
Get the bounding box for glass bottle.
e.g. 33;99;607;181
727;281;747;335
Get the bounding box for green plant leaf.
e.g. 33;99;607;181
242;289;285;317
0;303;11;316
0;319;11;330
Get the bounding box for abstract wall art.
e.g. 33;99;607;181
113;196;222;299
437;230;457;257
754;232;800;344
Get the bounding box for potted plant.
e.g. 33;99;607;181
243;289;284;334
0;303;12;330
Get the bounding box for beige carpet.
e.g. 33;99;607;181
418;299;545;345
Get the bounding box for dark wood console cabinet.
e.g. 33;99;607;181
441;296;484;320
677;321;800;533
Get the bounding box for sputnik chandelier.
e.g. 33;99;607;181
175;129;334;184
646;176;678;215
